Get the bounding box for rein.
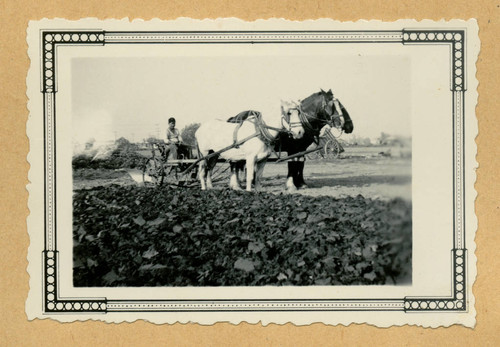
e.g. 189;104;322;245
181;132;260;174
253;118;279;145
299;97;345;135
274;95;345;162
249;110;303;146
230;112;290;148
297;106;321;136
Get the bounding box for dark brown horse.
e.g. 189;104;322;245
277;89;353;190
227;90;353;190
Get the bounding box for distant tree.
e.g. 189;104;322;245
115;137;131;148
115;137;139;151
361;137;373;146
181;123;201;146
389;135;412;147
85;137;95;150
145;137;161;144
378;132;390;145
345;135;359;146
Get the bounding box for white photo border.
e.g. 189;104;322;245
39;29;468;314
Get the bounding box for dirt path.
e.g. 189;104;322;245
74;156;411;202
260;157;411;201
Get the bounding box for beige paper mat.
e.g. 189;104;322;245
1;1;498;344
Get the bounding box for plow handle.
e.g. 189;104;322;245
179;133;260;174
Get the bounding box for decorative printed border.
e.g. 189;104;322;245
39;29;468;314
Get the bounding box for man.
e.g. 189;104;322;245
164;117;182;160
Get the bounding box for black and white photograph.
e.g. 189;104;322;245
26;18;478;326
71;54;411;288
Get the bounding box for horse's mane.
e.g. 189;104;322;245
300;89;333;113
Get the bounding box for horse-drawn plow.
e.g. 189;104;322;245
141;127;346;188
141;141;232;187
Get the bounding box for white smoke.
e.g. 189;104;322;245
73;110;116;159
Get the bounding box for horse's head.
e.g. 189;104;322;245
314;89;354;134
298;90;332;133
280;100;305;139
329;98;354;134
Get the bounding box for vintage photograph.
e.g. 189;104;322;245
26;18;478;326
71;54;412;287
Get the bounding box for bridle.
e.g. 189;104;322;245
280;105;305;135
238;109;304;146
329;98;346;133
286;96;345;137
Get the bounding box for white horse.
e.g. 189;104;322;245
195;101;304;191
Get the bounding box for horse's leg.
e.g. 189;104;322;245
206;159;214;190
292;158;301;188
237;161;246;187
254;159;267;190
229;162;242;190
296;158;307;188
245;157;256;192
206;168;213;189
286;160;298;191
198;160;207;190
205;154;218;189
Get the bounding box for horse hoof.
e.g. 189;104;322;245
287;185;298;193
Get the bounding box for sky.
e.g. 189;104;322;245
71;51;411;145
